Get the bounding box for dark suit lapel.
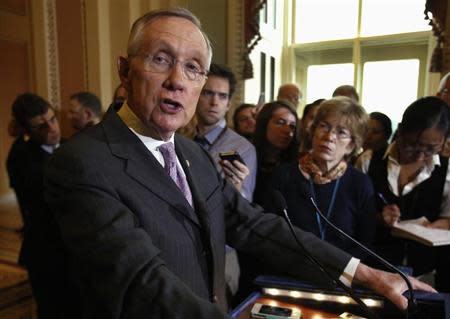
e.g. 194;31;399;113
101;109;200;227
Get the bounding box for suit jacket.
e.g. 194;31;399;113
6;138;62;265
45;109;352;319
7;137;73;318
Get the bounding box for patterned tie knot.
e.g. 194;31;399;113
158;142;193;206
159;142;177;170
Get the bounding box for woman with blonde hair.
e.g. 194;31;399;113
264;97;376;258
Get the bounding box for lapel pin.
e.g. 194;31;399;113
186;160;190;167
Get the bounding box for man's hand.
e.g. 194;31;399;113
220;159;249;191
354;263;436;310
381;204;401;226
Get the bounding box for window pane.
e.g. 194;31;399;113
295;0;358;43
306;63;354;102
362;59;419;125
361;0;431;37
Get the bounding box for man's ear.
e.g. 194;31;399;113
83;107;94;120
117;56;130;89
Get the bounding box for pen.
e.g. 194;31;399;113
377;193;389;205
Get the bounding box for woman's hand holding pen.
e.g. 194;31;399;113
377;193;401;226
381;205;401;226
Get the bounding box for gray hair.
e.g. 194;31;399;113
311;96;368;159
127;7;212;65
438;72;450;93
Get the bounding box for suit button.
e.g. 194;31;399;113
212;294;218;303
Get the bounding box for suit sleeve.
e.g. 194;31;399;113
44;149;231;319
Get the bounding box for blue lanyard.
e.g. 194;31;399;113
309;178;340;240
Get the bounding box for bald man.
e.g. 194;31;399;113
277;83;302;109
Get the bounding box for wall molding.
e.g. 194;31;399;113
44;0;60;109
81;0;88;90
227;0;245;116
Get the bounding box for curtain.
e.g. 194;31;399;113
243;0;266;79
425;0;448;72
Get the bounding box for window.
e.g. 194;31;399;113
295;0;358;43
362;59;420;124
292;0;431;125
244;0;283;105
361;0;430;36
307;63;354;102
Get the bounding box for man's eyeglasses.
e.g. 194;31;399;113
440;88;450;95
201;89;229;101
131;52;208;82
315;121;352;141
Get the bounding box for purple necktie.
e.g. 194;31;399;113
159;142;193;206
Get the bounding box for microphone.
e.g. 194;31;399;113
272;190;382;319
297;183;418;317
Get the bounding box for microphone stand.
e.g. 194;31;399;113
276;201;382;319
308;196;418;318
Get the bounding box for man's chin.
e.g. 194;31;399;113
46;137;61;146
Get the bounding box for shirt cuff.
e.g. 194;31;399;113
339;257;360;287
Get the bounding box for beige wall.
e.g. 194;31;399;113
0;0;33;196
188;0;227;65
55;0;85;137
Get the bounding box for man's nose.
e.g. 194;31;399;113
48;120;58;132
164;63;186;90
210;93;220;105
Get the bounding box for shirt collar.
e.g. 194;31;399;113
198;118;227;144
117;101;175;151
41;143;59;154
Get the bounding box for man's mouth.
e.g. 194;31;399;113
160;98;182;113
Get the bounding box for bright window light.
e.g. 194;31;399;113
361;0;431;36
295;0;358;43
306;63;354;103
362;59;420;125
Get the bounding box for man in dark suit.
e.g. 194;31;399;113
6;93;70;318
44;8;433;318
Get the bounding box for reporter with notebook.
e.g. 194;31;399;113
356;97;450;292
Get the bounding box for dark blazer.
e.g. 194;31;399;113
7;137;70;318
45;109;352;319
267;163;376;259
6;138;61;265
